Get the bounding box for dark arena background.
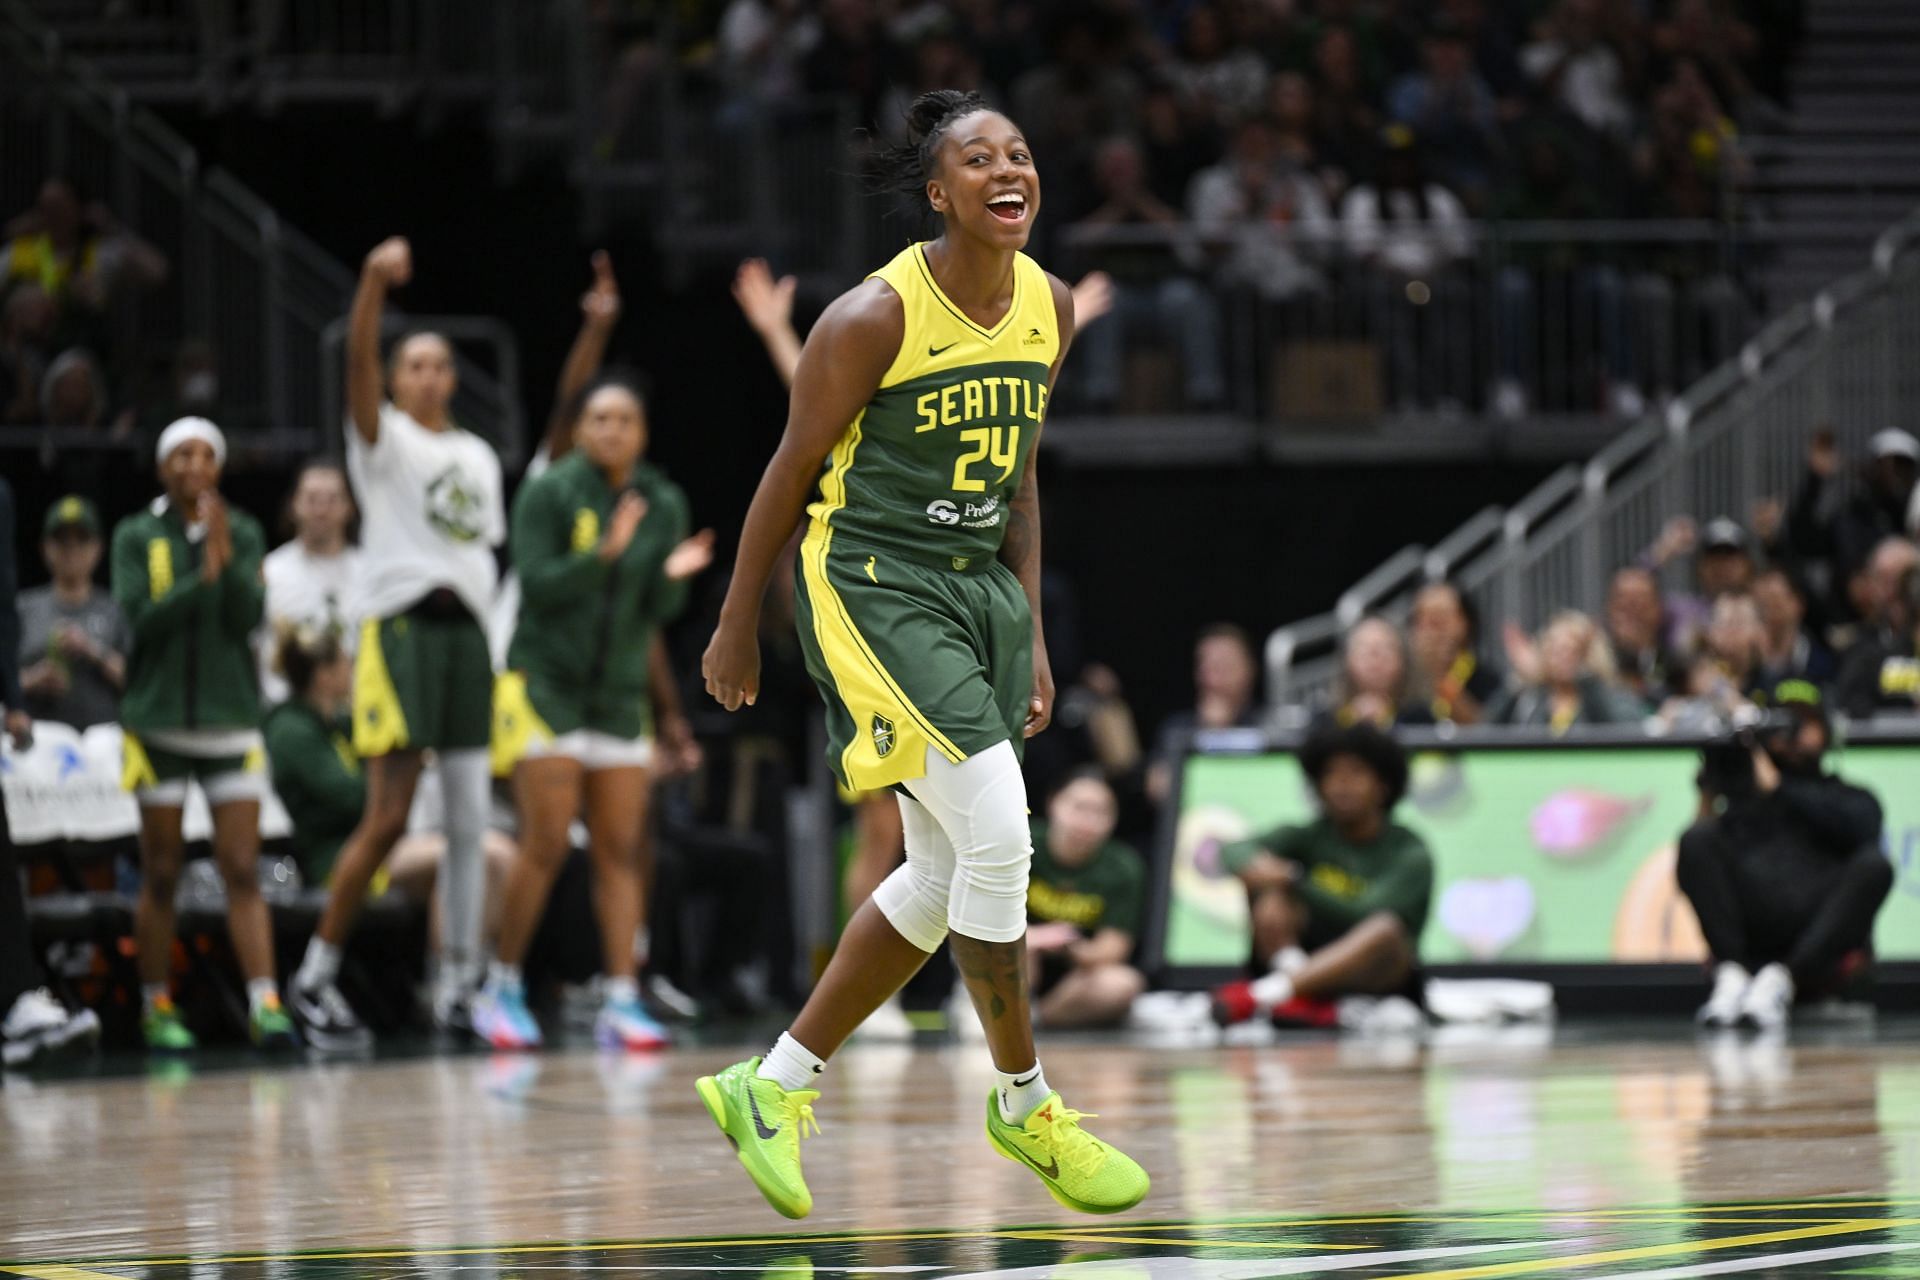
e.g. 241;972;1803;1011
3;1;1920;1277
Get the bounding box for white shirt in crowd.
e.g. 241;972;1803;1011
346;402;505;627
257;540;365;703
1342;184;1473;280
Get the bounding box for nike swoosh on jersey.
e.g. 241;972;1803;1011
928;341;960;357
748;1088;781;1140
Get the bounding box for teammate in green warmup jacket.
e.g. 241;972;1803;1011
262;626;363;886
111;417;296;1052
472;373;714;1053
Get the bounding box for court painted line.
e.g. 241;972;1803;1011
1582;1240;1920;1279
1005;1235;1365;1251
941;1241;1546;1279
2;1267;134;1280
1393;1220;1920;1280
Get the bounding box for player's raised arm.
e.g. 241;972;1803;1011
733;257;803;388
544;251;622;461
702;281;902;711
347;236;412;444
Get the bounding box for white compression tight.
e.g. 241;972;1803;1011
872;740;1033;949
437;748;490;978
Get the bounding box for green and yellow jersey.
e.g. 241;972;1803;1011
806;242;1057;567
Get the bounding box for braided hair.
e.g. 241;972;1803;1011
871;89;995;215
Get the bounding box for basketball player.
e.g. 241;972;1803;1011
111;419;296;1050
698;90;1149;1220
473;374;713;1051
289;236;505;1048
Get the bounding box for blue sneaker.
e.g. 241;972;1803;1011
596;991;670;1051
471;981;543;1051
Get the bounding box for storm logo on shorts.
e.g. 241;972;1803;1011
871;714;895;758
426;466;487;543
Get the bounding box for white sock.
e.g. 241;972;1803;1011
437;749;491;975
1270;946;1309;977
246;978;278;1014
757;1031;826;1092
296;938;341;992
142;983;171;1014
995;1061;1050;1123
487;960;522;993
1249;971;1295;1009
603;974;639;1004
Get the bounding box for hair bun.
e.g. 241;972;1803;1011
905;89;986;144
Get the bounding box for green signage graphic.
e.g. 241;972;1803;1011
1167;745;1920;966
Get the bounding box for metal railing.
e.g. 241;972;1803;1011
1264;207;1920;708
0;2;523;464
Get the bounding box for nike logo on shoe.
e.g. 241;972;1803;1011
747;1087;782;1140
928;341;959;357
1004;1141;1060;1180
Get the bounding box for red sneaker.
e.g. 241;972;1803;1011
1210;980;1259;1026
1270;995;1339;1029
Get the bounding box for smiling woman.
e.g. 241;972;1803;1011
694;87;1149;1222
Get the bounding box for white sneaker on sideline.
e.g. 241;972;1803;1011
854;996;915;1042
2;989;101;1067
1738;963;1795;1032
1697;962;1751;1029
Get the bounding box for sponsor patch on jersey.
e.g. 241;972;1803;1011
426;466;488;543
871;713;895;758
926;499;961;526
1022;326;1047;346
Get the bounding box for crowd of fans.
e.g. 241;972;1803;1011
624;0;1799;413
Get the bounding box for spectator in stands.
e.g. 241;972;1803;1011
1650;0;1765;122
1013;11;1141;220
1645;516;1757;656
40;347;107;430
1212;722;1432;1028
1834;431;1920;592
1070;135;1224;412
1605;565;1679;703
1138;80;1220;213
263;624;362;887
1189;116;1333;303
17;497;127;730
1310;24;1383;183
801;0;893;133
1328;616;1408;729
1493;611;1642;730
0;284;55;426
259;461;362;704
2;178;168;354
1632;57;1743;223
1753;568;1836;689
1701;593;1766;700
1836;568;1920;719
1386;18;1501;208
1403;580;1501;725
1146;623;1262;804
1520;0;1640;141
1680;681;1892;1030
1267;73;1330;190
1026;770;1148;1029
111;418;295;1052
0;474;103;1067
1170;3;1269;125
1841;536;1920;660
1342;125;1474;409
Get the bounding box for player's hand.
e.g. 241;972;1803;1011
4;709;32;751
200;493;232;579
581;250;621;327
1024;644;1055;738
1070;271;1115;328
732;258;796;336
664;528;716;581
364;236;413;287
655;712;704;777
1650;514;1697;566
1026;921;1081;953
703;620;761;712
1751;744;1781;794
598;492;647;563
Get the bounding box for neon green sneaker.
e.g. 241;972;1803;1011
250;995;299;1051
985;1089;1149;1215
142;999;197;1053
694;1057;820;1220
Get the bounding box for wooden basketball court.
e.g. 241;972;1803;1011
4;1023;1918;1278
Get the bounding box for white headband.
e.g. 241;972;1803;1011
156;416;227;468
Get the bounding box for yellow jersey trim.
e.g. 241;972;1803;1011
352;617;411;757
909;243;1022;342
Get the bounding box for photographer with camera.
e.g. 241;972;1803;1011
1678;681;1893;1030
